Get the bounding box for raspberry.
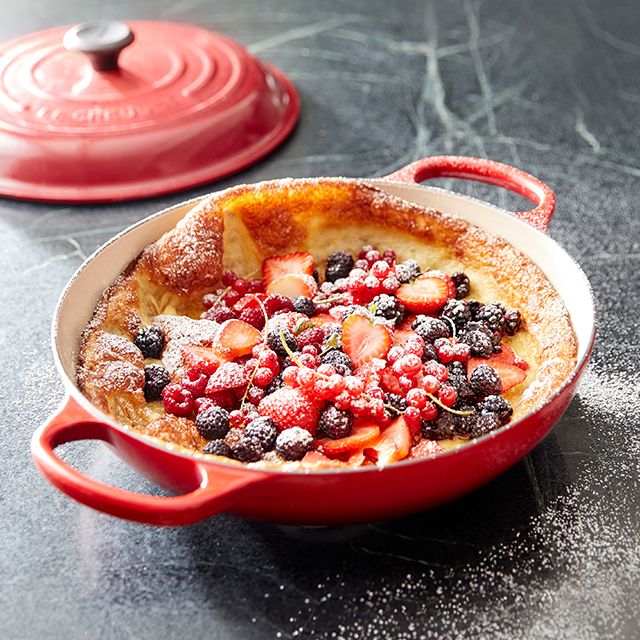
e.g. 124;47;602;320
230;435;264;462
264;294;294;317
296;327;324;348
205;389;236;408
253;367;275;388
195;405;230;440
180;369;208;398
292;296;316;317
469;365;502;396
224;289;241;307
477;394;513;424
325;250;355;283
412;316;451;342
437;384;457;407
203;304;236;323
258;387;320;434
382;249;396;264
319;350;353;376
239;306;265;330
244;416;277;450
319;405;353;439
203;440;231;457
221;269;236;287
395;259;420;284
504;309;522;336
162;383;194;417
452;271;470;299
275;427;314;460
143;364;171;401
267;327;298;356
135;326;165;359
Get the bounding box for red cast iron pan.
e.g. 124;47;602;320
31;156;596;526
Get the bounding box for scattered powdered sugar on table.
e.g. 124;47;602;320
274;365;640;639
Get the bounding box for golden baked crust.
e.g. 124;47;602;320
76;178;577;462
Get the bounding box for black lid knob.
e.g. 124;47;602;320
63;21;134;72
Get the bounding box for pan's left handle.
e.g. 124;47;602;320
31;397;264;526
381;155;556;232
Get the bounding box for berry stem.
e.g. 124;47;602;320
239;294;270;412
425;392;474;416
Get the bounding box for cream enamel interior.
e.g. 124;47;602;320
53;182;595;421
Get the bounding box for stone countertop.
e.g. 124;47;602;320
1;1;638;638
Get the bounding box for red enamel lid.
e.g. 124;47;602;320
0;20;300;202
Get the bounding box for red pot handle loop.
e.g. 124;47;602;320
381;155;556;231
31;398;261;526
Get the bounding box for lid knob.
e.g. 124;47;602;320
63;21;134;72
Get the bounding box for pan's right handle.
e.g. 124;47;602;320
381;155;556;232
31;397;264;526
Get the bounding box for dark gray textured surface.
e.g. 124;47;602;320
1;1;639;638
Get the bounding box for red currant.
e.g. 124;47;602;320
229;409;244;427
297;368;315;388
258;349;278;371
194;397;214;414
452;343;471;362
317;363;336;377
399;354;422;376
359;245;374;259
232;278;249;295
221;269;236;287
282;366;299;387
301;344;318;356
421;402;438;422
381;276;400;294
247;278;264;293
246;386;265;405
253;367;274;388
404;406;421;427
398;376;414;394
371;260;390;279
365;249;381;264
403;335;424;358
224;289;241;306
438;384;457;407
297;353;316;368
421;375;439;394
382;249;396;264
406;388;427;409
423;361;448;382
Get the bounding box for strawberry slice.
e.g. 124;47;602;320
262;252;315;287
342;314;392;368
396;270;454;313
380;367;402;394
468;345;528;392
302;450;334;465
398;314;418;330
266;274;318;299
205;361;249;394
309;313;338;328
180;345;224;375
368;416;412;465
212;319;262;359
316;423;380;456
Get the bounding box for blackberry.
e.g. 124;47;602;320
230;435;264;462
395;259;420;284
293;296;316;317
451;405;477;437
477;394;513;424
135;326;165;359
470;413;500;438
452;271;470;299
504;309;522;336
384;392;408;413
143;364;171;401
422;342;439;363
341;305;369;321
320;349;353;375
476;302;506;334
460;321;493;339
447;362;476;403
275;427;314;461
312;267;320;284
412;316;451;343
265;374;284;395
422;412;457;440
467;299;482;318
461;330;494;358
319;405;353;439
245;416;277;450
203;439;231;457
371;294;405;324
325;250;354;282
195;406;230;440
267;327;298;356
440;299;472;331
469;365;502;396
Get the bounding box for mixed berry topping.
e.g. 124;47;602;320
131;245;530;467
